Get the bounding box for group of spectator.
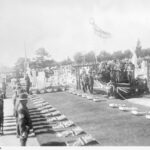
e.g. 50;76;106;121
79;59;135;94
97;59;135;84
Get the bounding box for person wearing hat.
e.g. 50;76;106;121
13;88;24;117
15;93;32;146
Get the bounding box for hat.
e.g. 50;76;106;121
19;93;28;101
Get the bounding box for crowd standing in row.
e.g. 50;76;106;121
97;59;135;84
79;59;135;94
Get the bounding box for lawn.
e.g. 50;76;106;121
39;92;150;146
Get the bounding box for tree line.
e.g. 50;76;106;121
14;40;150;78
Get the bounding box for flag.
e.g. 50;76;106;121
90;18;111;39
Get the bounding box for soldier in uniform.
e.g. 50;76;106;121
15;93;32;146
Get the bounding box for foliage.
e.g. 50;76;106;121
30;48;54;69
60;57;73;65
73;52;83;64
35;47;49;59
123;49;133;58
97;51;112;62
85;51;96;63
14;57;30;78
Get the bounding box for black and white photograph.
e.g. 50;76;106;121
0;0;150;147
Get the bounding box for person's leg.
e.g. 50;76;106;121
85;84;87;92
91;84;93;94
88;84;91;93
20;137;27;146
16;122;20;137
26;86;29;94
82;82;85;92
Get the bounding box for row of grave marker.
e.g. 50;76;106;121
30;87;66;95
29;94;99;146
67;89;108;102
109;103;150;119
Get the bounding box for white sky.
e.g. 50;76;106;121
0;0;150;67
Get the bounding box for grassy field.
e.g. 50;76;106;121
39;92;150;146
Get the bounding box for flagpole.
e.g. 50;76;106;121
24;41;27;76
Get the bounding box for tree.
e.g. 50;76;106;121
60;57;73;65
14;57;29;78
73;52;83;64
35;48;49;59
15;57;30;72
112;50;124;60
97;51;111;62
33;48;52;68
85;51;96;63
123;49;133;59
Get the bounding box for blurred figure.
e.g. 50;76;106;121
0;94;3;135
115;60;121;83
81;70;86;92
13;87;25;117
88;71;94;94
2;78;7;99
25;74;31;94
127;62;135;84
15;93;32;146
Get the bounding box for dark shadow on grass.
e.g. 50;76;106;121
35;130;55;135
41;141;66;146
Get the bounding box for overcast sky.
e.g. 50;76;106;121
0;0;150;67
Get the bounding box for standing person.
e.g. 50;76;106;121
88;71;94;94
2;78;6;99
81;70;86;93
25;74;30;94
16;93;32;146
84;74;89;93
110;60;116;83
0;94;3;135
13;87;24;117
127;62;135;84
115;60;121;83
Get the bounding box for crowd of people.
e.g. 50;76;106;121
79;59;135;94
97;59;135;84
